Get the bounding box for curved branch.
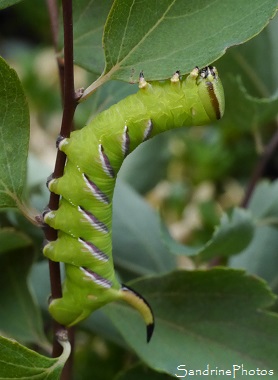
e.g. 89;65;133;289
45;0;76;372
241;124;278;208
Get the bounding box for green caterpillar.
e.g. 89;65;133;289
43;66;224;342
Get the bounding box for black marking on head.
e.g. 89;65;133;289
143;119;153;141
199;66;209;78
79;238;109;262
81;267;112;288
98;144;115;178
198;66;221;120
83;173;110;204
122;125;130;157
78;206;109;234
199;66;216;80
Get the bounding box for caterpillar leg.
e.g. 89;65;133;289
119;285;154;342
48;265;154;341
48;264;122;326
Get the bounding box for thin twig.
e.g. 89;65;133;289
241;125;278;208
46;0;65;97
46;0;59;47
45;2;63;357
45;0;77;375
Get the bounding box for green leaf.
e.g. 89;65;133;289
247;180;278;220
113;181;176;280
161;222;196;256
163;208;254;260
75;79;137;128
197;208;254;260
83;310;126;348
218;16;278;97
0;334;70;379
115;363;174;380
0;0;22;9
72;0;114;73
230;180;278;290
230;225;278;291
216;18;278;133
29;261;50;313
0;228;32;254
0;57;29;208
119;133;170;194
219;73;278;132
105;268;278;376
0;244;47;347
101;0;277;82
72;0;277;81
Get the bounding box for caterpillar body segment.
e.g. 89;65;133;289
43;66;224;342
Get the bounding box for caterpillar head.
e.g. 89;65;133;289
196;66;225;121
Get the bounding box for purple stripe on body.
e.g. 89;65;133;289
98;144;115;178
82;173;110;204
80;267;112;288
122;125;130;157
78;206;109;234
79;238;109;262
143;119;153;141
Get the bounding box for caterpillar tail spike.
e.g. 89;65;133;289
120;285;155;343
43;66;224;342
